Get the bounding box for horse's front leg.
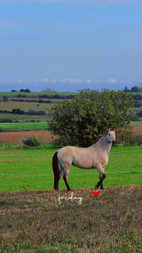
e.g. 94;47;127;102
95;165;106;189
99;173;105;189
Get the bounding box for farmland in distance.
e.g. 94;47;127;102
0;91;75;124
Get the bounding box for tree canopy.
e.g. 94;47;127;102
49;90;134;146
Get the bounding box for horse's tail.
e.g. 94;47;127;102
52;151;60;191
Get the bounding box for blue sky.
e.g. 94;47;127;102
0;0;142;91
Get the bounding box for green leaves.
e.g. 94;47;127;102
49;90;134;146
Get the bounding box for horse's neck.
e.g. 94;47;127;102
92;136;112;155
99;137;112;154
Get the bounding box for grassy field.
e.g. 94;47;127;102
0;186;142;252
0;91;76;123
0;122;48;132
0;101;51;122
0;145;142;252
0;146;142;192
0;113;48;122
132;121;142;125
0;120;141;132
0;101;49;111
0;91;76;98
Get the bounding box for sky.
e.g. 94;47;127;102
0;0;142;92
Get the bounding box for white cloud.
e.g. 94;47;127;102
38;78;49;82
107;78;119;84
85;79;92;83
60;78;92;84
16;78;92;84
61;78;82;84
36;78;57;83
51;79;57;84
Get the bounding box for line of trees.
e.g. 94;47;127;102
124;85;142;93
0;108;46;115
11;99;53;103
11;89;31;93
10;93;75;99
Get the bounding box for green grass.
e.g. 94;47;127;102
129;91;142;95
0;122;49;131
0;113;48;122
0;145;141;192
131;120;142;125
0;101;49;111
0;91;77;98
0;91;76;123
0;120;141;132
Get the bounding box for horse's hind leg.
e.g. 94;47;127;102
63;166;71;191
63;174;71;191
59;162;71;191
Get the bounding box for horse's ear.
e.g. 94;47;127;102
109;128;116;132
107;128;111;132
111;128;115;131
106;128;115;133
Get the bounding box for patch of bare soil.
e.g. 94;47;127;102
0;186;142;252
0;125;141;144
0;131;58;144
133;125;142;136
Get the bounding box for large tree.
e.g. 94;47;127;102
49;90;134;146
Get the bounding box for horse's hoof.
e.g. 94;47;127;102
94;186;98;190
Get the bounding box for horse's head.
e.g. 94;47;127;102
106;130;116;144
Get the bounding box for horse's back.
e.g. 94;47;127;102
58;145;96;169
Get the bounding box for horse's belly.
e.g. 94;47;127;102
73;159;94;169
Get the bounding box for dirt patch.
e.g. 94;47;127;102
0;125;141;144
0;131;58;144
133;125;142;136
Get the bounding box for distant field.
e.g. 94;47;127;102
0;91;75;122
0;91;77;98
0;145;141;192
130;92;142;95
0;101;51;112
132;121;142;125
133;107;142;112
0;91;142;124
0;122;48;132
0;101;51;121
0;113;47;122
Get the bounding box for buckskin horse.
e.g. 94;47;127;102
52;130;116;191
